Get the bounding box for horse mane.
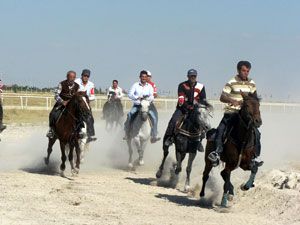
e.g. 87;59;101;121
244;92;262;102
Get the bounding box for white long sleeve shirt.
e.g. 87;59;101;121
128;82;154;105
0;80;3;93
107;86;124;99
75;78;95;101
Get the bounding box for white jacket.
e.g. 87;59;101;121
75;78;95;101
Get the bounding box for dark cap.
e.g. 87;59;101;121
187;69;197;76
81;69;91;77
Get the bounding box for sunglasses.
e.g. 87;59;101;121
83;74;90;77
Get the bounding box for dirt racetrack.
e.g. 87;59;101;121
0;111;300;225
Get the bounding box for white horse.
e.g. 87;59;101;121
127;99;152;168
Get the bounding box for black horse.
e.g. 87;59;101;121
156;104;211;191
103;92;123;131
200;92;262;207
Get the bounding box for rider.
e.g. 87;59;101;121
146;70;159;140
75;69;97;143
46;70;79;138
103;80;124;118
208;61;263;166
0;79;7;132
123;70;161;143
163;69;210;152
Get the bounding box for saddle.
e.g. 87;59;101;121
174;114;203;140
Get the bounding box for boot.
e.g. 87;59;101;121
0;123;6;132
150;136;161;143
46;128;55;139
198;142;204;152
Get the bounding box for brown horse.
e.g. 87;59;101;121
200;92;262;207
44;92;91;176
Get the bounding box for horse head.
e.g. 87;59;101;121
193;104;212;132
108;91;116;102
140;99;150;121
72;91;91;121
240;91;262;128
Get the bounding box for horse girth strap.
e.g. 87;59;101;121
175;115;202;139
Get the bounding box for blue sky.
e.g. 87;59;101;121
0;0;299;101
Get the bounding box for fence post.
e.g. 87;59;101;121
20;96;23;109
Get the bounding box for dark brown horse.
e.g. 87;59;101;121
200;92;262;207
44;92;91;176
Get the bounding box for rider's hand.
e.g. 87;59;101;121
62;100;69;106
231;99;242;107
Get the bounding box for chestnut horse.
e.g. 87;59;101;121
44;92;91;176
200;92;262;207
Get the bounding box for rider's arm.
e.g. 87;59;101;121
220;82;241;106
89;83;95;101
177;83;186;106
128;83;139;100
117;87;124;99
148;85;154;102
0;80;3;93
54;83;63;103
199;86;208;105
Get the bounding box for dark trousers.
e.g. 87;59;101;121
86;113;95;137
163;108;183;141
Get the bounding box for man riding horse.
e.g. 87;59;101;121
75;69;97;143
47;70;91;141
208;61;263;167
103;79;124;119
163;69;210;152
146;70;159;137
123;70;161;143
0;79;7;133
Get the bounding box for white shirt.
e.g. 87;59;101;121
128;82;154;105
0;80;3;93
75;78;95;101
107;86;124;99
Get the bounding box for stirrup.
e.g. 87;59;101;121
208;151;220;167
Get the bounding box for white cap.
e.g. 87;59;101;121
146;70;152;76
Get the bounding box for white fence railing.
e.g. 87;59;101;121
1;94;300;113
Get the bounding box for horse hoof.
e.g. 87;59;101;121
44;157;49;165
156;170;163;179
228;194;234;202
60;171;66;178
139;160;144;166
128;163;133;169
175;168;181;175
240;184;250;191
71;169;79;175
200;191;205;197
184;185;191;192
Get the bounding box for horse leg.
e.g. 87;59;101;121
59;141;67;177
138;139;148;166
156;145;169;178
45;137;56;165
200;160;213;197
175;150;185;175
184;152;196;192
242;165;258;191
74;141;81;174
220;167;234;207
127;140;134;168
68;143;76;174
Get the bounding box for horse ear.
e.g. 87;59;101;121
240;90;247;98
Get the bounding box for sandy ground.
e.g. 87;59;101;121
0;111;300;225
